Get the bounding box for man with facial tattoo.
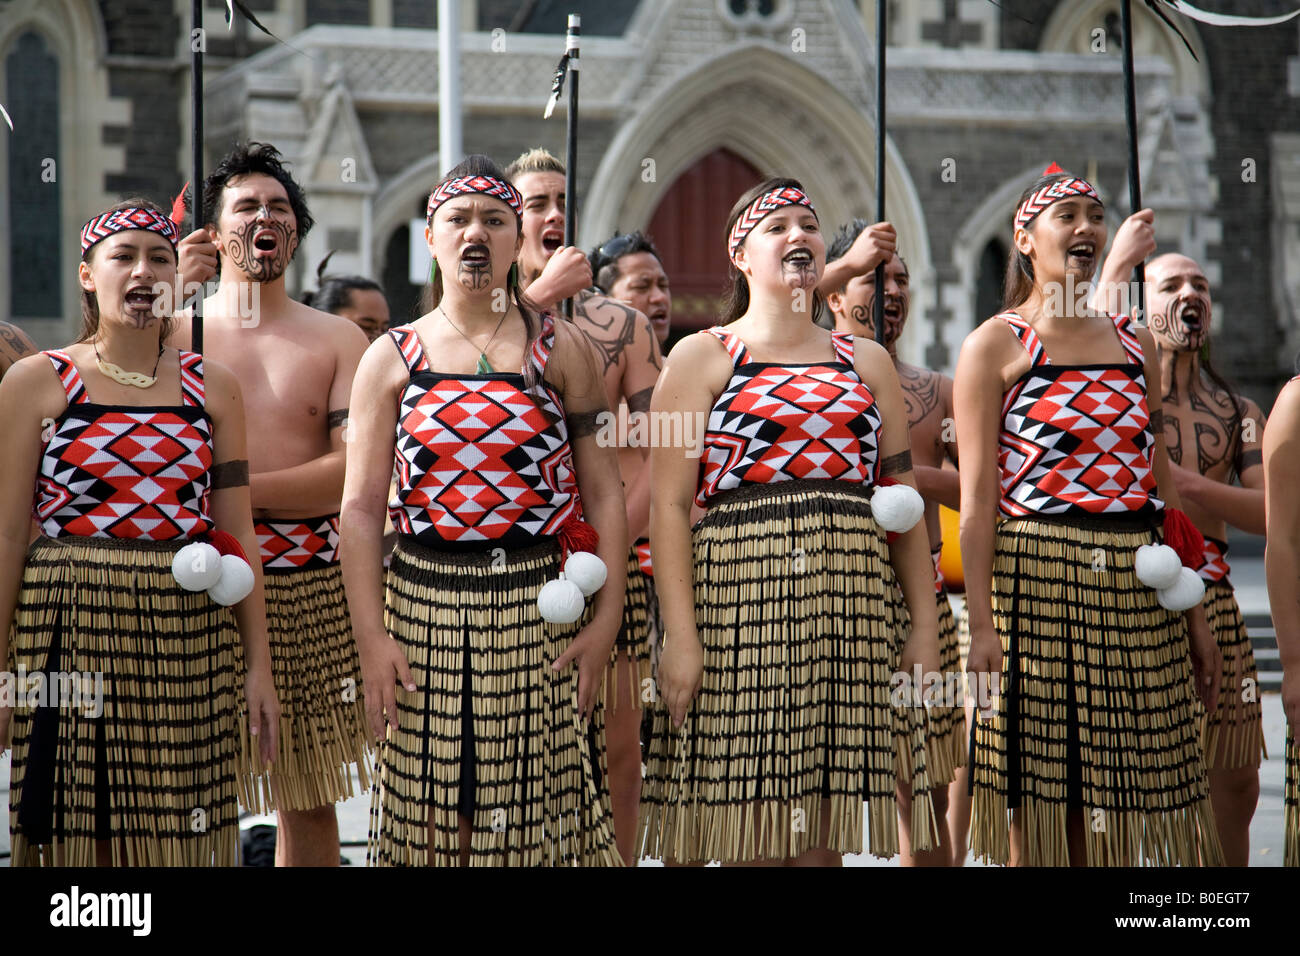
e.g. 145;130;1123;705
504;147;663;866
173;141;370;866
1096;224;1266;866
822;220;967;867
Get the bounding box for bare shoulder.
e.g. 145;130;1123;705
0;320;38;371
292;299;368;350
1;351;68;417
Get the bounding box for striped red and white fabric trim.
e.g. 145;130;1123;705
81;207;180;256
1014;177;1100;230
426;175;523;221
727;186;816;258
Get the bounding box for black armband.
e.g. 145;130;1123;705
879;449;913;477
328;408;349;430
210;459;250;489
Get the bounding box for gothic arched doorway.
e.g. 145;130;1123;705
645;148;763;339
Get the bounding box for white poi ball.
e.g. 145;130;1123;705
172;541;222;591
1157;566;1206;612
1134;543;1182;590
537;576;585;624
564;551;607;597
207;554;255;606
870;483;925;533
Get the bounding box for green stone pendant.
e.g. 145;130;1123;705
476;352;494;374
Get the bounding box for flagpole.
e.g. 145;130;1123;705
563;14;580;320
191;0;204;354
1120;0;1146;321
873;0;887;345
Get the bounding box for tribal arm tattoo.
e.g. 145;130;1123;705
1148;407;1163;433
328;408;349;430
566;409;606;439
575;295;638;374
0;321;37;377
897;364;941;429
210;459;250;489
627;385;655;414
1239;448;1263;471
879;449;913;478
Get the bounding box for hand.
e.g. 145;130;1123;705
1185;605;1221;713
359;633;415;740
1108;208;1157;275
900;626;941;684
839;221;897;278
1282;669;1300;729
655;628;704;729
552;621;617;720
178;227;218;290
965;624;1004;720
532;247;592;308
243;665;281;767
1167;461;1202;503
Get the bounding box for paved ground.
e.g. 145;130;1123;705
2;555;1293;866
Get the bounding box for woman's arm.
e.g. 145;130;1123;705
954;323;1014;687
205;358;281;765
548;319;628;718
857;338;939;675
0;358;63;752
339;336;413;739
649;333;727;727
1264;380;1300;729
1136;326;1219;710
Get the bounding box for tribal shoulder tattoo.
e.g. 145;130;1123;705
1160;375;1250;477
897;363;941;429
573;292;639;374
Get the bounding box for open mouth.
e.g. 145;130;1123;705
253;230;278;254
782;248;813;266
1179;304;1204;330
124;287;158;310
461;245;491;267
541;231;563;254
1066;242;1095;266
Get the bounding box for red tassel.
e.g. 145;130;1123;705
205;528;249;564
557;515;599;561
874;476;901;543
170;183;189;227
1043;161;1064;176
1162;508;1204;568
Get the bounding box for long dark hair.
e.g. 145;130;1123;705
78;197;179;344
719;176;826;326
421;154;546;395
1002;171;1076;311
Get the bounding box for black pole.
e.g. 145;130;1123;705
563;14;580;320
191;0;204;353
1120;0;1145;321
873;0;886;346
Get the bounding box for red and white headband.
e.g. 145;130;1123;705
426;175;523;222
1014;164;1101;231
81;207;180;256
728;186;817;258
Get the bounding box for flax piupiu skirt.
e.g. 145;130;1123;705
638;479;939;864
367;536;621;867
969;515;1224;867
1199;580;1265;770
7;536;240;866
609;545;654;711
1285;725;1298;868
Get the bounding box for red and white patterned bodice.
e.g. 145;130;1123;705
387;317;581;547
695;328;882;507
997;311;1162;519
35;349;214;540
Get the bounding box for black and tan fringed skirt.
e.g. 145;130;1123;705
1199;580;1265;770
638;479;938;864
922;588;967;789
608;545;654;711
234;562;370;814
7;536;240;866
368;537;621;867
1285;725;1298;868
969;516;1223;867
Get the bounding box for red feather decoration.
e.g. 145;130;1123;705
170;182;189;227
1043;161;1064;176
557;515;599;560
1161;508;1204;568
206;528;249;564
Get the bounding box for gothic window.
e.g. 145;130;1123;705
6;30;61;320
975;237;1007;325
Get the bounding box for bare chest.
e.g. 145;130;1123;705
1161;390;1240;479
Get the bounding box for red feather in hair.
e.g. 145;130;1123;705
1042;161;1064;176
170;182;189;228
